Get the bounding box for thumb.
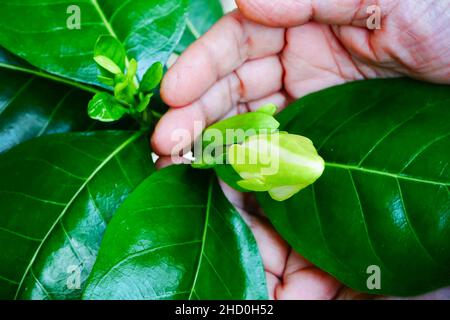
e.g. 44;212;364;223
236;0;385;28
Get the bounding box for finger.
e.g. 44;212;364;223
335;287;374;300
236;0;387;28
218;180;246;210
276;250;341;300
282;22;365;98
161;11;285;107
221;92;290;120
266;272;281;300
152;56;283;155
331;25;403;78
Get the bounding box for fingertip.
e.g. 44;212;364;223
150;112;178;156
160;43;217;107
160;68;187;107
150;127;167;156
151;106;205;156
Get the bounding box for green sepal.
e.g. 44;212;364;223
136;93;153;112
97;75;115;87
140;62;163;93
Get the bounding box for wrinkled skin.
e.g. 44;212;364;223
152;0;450;299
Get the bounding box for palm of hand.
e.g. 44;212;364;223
153;0;450;299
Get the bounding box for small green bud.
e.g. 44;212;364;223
228;132;325;201
126;58;138;82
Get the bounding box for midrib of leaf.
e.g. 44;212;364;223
89;0;134;73
186;18;201;39
325;162;449;186
188;176;213;300
90;0;119;39
13;130;145;299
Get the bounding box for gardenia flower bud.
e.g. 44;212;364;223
228;132;325;201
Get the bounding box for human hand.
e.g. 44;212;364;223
152;0;450;299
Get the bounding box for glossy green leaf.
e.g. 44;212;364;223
140;62;163;93
0;68;95;154
0;0;188;86
257;78;450;296
88;93;128;122
0;131;154;299
83;165;267;300
126;59;138;83
0;47;98;153
176;0;223;52
0;47;138;153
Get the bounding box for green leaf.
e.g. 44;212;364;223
93;56;122;75
0;48;98;153
126;59;138;83
0;47;139;154
0;131;154;299
257;78;450;296
176;0;224;52
0;0;188;86
94;35;126;73
83;165;267;300
88;93;128;122
140;62;163;93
